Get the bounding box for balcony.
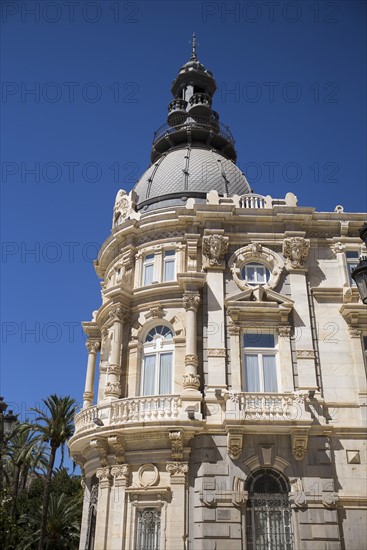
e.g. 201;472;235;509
151;115;236;163
188;92;212;115
225;392;311;425
74;395;182;434
167;98;188;126
240;194;266;209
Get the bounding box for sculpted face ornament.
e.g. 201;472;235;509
203;234;229;267
283;237;310;269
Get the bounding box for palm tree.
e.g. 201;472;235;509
19;492;82;549
31;395;77;550
8;422;49;517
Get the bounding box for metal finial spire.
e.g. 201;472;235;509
191;32;197;60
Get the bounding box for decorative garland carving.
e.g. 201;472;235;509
207;348;226;357
228;244;284;291
169;431;183;460
296;350;316;359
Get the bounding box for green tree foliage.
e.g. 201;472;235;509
0;396;82;550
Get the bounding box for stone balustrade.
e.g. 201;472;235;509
74;395;182;433
226;392;308;423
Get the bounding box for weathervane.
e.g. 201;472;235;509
190;32;198;60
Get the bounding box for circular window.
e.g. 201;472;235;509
241;262;270;286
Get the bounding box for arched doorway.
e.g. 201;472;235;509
245;469;293;550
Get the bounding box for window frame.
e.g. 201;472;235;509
140;326;174;396
242;332;280;393
241;262;271;286
141;249;177;286
345;250;360;287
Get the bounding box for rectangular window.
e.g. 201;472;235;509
163;250;176;281
143;254;155;286
243;333;278;393
346;251;359;286
136;509;161;550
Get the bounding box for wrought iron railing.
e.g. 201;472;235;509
152;116;234;147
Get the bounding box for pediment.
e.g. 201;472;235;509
225;286;294;324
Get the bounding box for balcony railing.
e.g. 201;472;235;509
226;392;308;422
74;395;181;433
240;194;266;209
152;116;234;147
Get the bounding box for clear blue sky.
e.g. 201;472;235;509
1;0;366;432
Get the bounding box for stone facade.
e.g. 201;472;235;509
69;44;367;550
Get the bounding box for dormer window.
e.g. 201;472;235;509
242;263;270;286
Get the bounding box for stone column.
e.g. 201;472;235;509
83;339;100;408
94;467;112;550
166;462;188;550
104;306;129;400
182;293;201;391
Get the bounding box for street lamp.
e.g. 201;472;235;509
0;397;18;492
351;223;367;304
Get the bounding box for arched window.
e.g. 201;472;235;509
246;469;293;550
141;326;174;396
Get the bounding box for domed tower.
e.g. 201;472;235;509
69;37;365;550
133;33;251;213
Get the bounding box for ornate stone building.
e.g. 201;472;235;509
69;42;367;550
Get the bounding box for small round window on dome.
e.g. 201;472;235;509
241;262;270;286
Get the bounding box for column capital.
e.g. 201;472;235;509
166;461;188;484
104;381;121;398
109;305;129;324
183;293;200;312
182;372;200;390
185;354;198;368
96;466;112;489
111;464;130;487
85;339;101;354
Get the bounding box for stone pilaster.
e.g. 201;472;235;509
166;462;188;550
94;467;112;550
283;235;317;391
203;232;229;393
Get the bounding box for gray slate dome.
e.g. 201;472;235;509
134;145;251;210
